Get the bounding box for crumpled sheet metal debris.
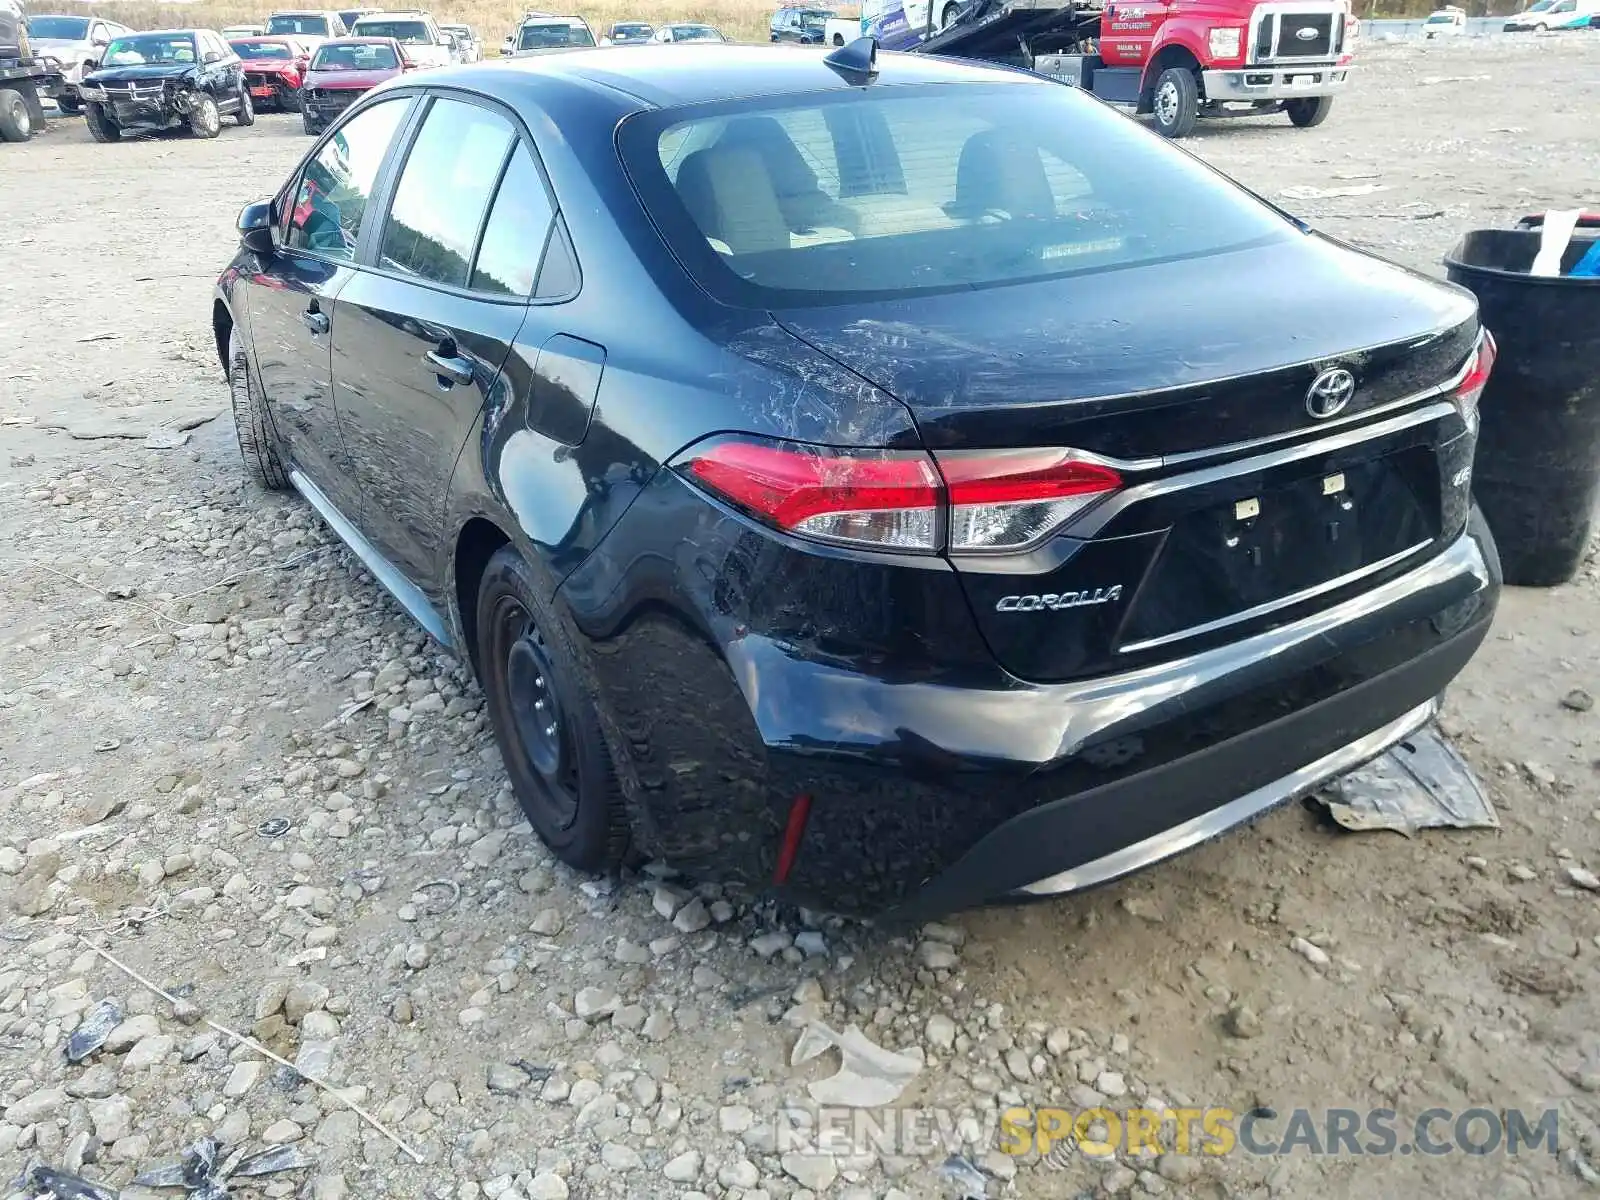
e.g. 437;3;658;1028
792;1021;924;1107
1317;723;1498;836
938;1152;989;1199
64;997;123;1064
10;1163;118;1200
132;1136;315;1198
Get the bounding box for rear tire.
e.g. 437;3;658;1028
84;101;120;142
1286;95;1334;128
235;87;255;126
188;93;221;138
1150;66;1200;138
229;329;289;491
476;546;629;874
832;32;844;44
55;91;82;115
0;88;32;142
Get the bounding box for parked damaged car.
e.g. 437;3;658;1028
213;48;1501;921
299;35;403;134
79;29;254;140
231;35;313;111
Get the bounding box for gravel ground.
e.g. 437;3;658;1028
3;36;1600;1200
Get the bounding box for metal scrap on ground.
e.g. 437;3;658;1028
1317;724;1499;835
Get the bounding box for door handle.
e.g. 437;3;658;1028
301;308;329;335
424;349;474;387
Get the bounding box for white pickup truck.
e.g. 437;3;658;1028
822;11;865;43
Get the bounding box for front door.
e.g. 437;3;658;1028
1099;0;1173;69
248;92;414;519
333;94;557;596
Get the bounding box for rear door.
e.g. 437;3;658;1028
332;93;553;596
247;93;414;520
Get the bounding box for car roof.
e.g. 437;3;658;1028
422;43;1036;109
121;28;204;36
318;34;403;43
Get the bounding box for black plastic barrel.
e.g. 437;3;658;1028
1444;221;1600;587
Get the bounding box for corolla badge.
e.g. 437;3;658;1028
995;586;1123;613
1305;368;1356;419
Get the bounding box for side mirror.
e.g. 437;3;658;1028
204;50;223;63
238;201;276;255
93;33;109;46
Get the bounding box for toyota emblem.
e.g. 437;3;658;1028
1305;368;1355;419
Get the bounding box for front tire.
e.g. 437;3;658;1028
940;1;961;29
1286;95;1334;128
301;109;319;136
229;329;289;491
282;88;302;112
235;87;254;126
0;88;32;142
84;100;120;142
1151;66;1199;138
188;93;221;138
476;547;628;874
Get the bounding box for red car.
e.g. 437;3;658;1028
299;35;405;134
229;36;313;112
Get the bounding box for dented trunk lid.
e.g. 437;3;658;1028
775;236;1481;682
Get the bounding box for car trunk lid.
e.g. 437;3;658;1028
774;238;1484;683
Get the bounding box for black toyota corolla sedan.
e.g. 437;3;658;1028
212;42;1500;920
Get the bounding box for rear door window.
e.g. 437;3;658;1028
377;97;515;287
470;146;557;297
283;97;410;260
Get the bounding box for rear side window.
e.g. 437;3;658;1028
620;81;1293;308
284;98;408;259
378;98;515;287
471;147;556;297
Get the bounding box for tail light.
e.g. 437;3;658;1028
1452;329;1496;434
675;435;1121;555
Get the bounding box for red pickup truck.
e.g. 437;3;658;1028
869;0;1358;137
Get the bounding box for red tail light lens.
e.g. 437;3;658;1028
677;436;1120;555
935;449;1123;552
1453;330;1496;431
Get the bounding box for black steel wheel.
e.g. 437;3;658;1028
476;546;628;872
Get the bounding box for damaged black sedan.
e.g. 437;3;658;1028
78;29;254;141
213;45;1500;921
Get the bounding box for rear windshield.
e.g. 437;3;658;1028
234;40;295;57
313;41;398;68
670;25;721;38
518;22;594;47
1425;12;1454;20
103;34;198;65
27;16;89;38
619;81;1293;308
267;14;331;34
353;19;430;42
613;22;652;34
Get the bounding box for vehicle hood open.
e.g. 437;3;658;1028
773;234;1478;457
86;62;199;84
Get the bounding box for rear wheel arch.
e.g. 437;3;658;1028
452;517;513;678
212;299;234;378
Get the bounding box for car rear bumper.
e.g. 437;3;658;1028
1202;63;1352;100
563;465;1499;918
